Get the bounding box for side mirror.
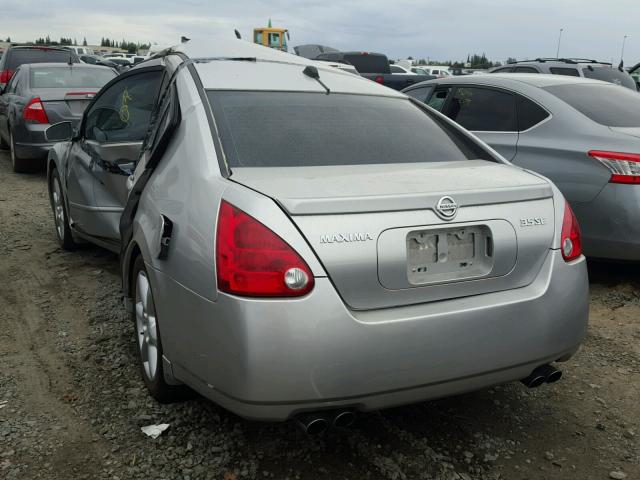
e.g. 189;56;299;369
45;121;74;143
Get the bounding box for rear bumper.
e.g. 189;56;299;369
153;249;588;421
13;123;52;160
573;183;640;260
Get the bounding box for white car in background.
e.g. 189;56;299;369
423;66;452;78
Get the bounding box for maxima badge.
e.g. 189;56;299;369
435;196;458;220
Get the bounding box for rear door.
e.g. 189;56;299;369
64;67;164;242
440;85;519;160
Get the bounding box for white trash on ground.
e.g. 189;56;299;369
141;423;170;439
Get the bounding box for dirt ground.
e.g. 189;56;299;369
0;150;638;480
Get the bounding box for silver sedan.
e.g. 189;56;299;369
45;38;588;431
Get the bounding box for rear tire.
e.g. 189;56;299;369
10;130;30;173
49;168;76;250
131;256;188;403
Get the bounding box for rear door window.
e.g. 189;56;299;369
390;65;404;73
427;87;451;110
404;85;434;103
207;91;492;168
516;95;550;131
84;70;163;143
549;67;580;77
443;86;517;131
7;48;77;70
581;66;637;89
543;83;640;127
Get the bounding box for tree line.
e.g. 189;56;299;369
3;35;150;54
407;53;514;69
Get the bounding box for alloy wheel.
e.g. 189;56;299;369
135;271;159;381
52;177;65;241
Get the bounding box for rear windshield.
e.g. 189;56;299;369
543;83;640;127
207;91;491;168
581;66;636;90
30;67;115;88
7;48;78;70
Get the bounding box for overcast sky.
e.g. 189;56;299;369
1;0;637;64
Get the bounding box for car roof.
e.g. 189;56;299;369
158;37;404;97
408;73;609;90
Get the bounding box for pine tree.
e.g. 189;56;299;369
83;37;87;46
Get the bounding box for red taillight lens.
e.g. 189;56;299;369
215;201;314;297
560;202;582;262
0;69;14;85
23;97;50;124
588;150;640;184
374;75;384;84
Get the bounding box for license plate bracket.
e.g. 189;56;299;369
406;225;493;285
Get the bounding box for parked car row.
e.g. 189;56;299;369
8;36;587;432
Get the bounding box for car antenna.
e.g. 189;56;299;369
303;65;330;94
234;29;242;39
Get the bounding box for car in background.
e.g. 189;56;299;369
421;66;452;78
0;62;116;172
629;62;640;90
45;38;587;429
131;55;147;65
390;64;416;74
403;74;640;260
65;46;95;56
104;57;133;71
80;54;121;69
0;45;80;90
315;51;434;90
491;58;637;90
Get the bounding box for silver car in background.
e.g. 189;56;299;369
46;37;588;430
0;62;116;171
404;74;640;260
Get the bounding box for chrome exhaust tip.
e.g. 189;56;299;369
520;364;562;388
539;364;562;384
295;414;329;435
333;411;356;428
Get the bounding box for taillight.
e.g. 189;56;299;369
374;75;384;84
588;150;640;184
23;97;50;124
560;202;582;262
215;201;314;297
0;69;14;85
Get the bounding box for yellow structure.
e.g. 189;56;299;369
253;19;289;52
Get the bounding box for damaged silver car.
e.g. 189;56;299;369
46;36;589;432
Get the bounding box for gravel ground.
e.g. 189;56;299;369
0;151;638;480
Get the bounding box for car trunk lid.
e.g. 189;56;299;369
231;161;556;310
35;87;99;125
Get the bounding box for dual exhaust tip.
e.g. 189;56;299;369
296;410;356;435
520;364;562;388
